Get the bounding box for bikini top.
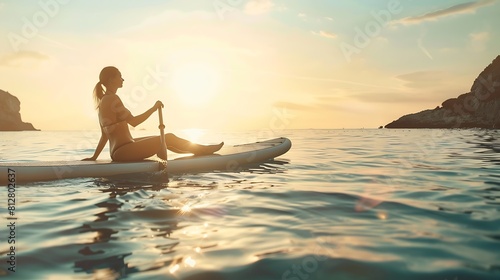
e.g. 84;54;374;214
99;95;132;129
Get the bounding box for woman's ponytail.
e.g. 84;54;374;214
93;81;105;109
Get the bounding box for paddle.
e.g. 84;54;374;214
157;106;168;160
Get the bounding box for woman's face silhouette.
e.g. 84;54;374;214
104;71;124;92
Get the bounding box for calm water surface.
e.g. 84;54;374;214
0;129;499;280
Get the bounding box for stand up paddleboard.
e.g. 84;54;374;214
0;137;291;184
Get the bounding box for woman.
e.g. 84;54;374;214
83;66;223;162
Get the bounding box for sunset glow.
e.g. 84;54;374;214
170;62;221;107
0;1;499;130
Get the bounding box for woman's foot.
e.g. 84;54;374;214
194;142;224;156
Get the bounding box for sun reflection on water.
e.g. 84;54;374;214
184;256;196;267
377;211;388;220
180;204;192;214
169;264;180;274
167;255;198;275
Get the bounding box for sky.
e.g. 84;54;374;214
0;0;499;131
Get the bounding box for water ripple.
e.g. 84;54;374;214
2;129;500;279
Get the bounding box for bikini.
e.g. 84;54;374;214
99;95;136;160
102;122;131;156
100;114;134;160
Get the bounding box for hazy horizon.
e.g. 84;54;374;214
1;0;499;131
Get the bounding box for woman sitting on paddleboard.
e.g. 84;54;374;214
83;66;223;162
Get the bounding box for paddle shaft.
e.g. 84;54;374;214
158;107;167;160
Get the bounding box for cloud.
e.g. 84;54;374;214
121;9;216;35
298;13;334;23
394;70;470;99
350;91;431;104
0;50;49;67
470;31;490;41
262;71;403;91
273;101;314;111
391;0;495;25
273;99;353;113
312;30;337;39
244;0;275;15
396;71;452;88
469;31;490;51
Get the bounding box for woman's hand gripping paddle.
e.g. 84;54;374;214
157;106;168;161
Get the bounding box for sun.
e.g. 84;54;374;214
170;62;220;106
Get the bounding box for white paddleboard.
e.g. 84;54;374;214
0;137;291;184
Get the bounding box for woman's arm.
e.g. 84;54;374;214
127;101;163;127
82;128;109;161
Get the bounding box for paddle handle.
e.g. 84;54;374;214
158;107;168;160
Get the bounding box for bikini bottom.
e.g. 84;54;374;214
111;141;134;161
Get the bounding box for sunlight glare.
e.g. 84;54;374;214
377;211;388;220
169;264;180;274
180;204;192;213
180;128;206;143
170;62;220;106
184;256;196;267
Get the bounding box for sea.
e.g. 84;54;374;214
0;129;499;280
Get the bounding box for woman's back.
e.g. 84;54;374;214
98;94;134;156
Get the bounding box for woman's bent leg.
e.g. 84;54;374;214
113;133;224;161
164;133;223;155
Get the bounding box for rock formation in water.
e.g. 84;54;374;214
385;55;500;129
0;89;39;131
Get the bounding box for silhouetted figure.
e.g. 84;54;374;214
83;66;223;162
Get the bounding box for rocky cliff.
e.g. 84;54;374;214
385;55;500;129
0;89;39;131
